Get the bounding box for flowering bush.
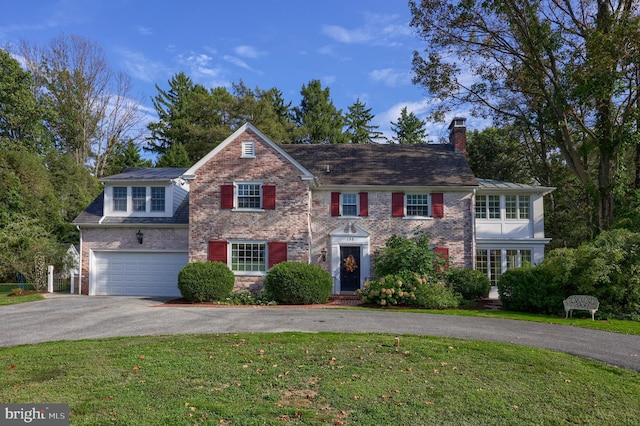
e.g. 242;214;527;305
357;273;417;306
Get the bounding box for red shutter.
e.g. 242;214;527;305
262;185;276;209
391;192;405;217
208;241;227;263
268;242;288;268
434;247;449;271
359;192;368;217
331;192;340;216
431;193;444;218
221;185;234;209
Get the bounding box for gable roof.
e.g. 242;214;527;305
184;123;313;180
280;143;478;188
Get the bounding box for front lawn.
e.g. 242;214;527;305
1;333;638;425
0;290;45;306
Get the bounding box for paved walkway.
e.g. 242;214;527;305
1;294;639;372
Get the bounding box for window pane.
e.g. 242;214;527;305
519;196;530;219
132;187;146;212
506;249;518;269
406;194;429;216
488;195;501;219
475;196;487;219
342;193;357;216
113;187;127;212
151;187;165;212
521;249;532;265
231;242;265;272
237;184;261;209
490;249;502;286
476;249;488;276
505;196;517;219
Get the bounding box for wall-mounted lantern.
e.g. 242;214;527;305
136;230;144;244
320;247;328;262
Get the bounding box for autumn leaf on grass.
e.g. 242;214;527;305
132;365;140;371
8;365;16;370
138;355;145;360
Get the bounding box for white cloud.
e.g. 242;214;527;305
223;54;251;70
116;48;169;83
322;12;412;46
137;26;153;36
369;68;412;87
234;45;265;58
322;24;371;44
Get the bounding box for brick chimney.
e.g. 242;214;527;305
448;117;467;155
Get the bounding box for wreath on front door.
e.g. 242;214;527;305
344;255;358;273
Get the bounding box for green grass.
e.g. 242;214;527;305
1;333;638;425
0;290;45;306
357;306;640;335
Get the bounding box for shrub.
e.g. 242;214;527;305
373;232;447;278
498;266;563;314
446;268;491;301
178;261;235;303
264;262;332;305
357;273;416;306
411;274;461;309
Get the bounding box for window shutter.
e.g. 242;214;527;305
208;241;227;263
331;192;340;216
359;192;368;217
431;193;444;218
221;185;234;209
434;247;449;271
268;242;288;268
262;185;276;209
391;192;405;217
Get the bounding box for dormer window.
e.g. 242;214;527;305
241;141;255;158
107;185;168;215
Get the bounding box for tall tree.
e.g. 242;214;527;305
294;79;347;144
389;107;428;144
0;49;50;153
409;0;640;233
155;143;191;168
467;128;531;182
18;34;142;175
103;140;153;176
344;98;382;144
147;73;232;162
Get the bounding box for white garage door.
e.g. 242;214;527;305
93;251;188;296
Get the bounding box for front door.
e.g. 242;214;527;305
340;246;361;292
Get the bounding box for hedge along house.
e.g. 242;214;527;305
73;119;553;296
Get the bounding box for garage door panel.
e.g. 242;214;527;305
93;252;188;296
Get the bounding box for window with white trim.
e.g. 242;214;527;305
505;195;530;219
150;187;165;212
406;194;430;217
236;183;262;209
231;241;266;273
476;195;501;219
341;193;358;216
113;187;127;212
477;248;533;286
132;187;146;212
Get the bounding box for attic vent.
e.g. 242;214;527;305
241;141;255;158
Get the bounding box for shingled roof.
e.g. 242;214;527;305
72;191;189;226
280;143;478;187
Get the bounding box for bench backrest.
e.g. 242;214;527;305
564;295;599;309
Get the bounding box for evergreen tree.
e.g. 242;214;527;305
104;140;153;176
294;80;347;144
155;143;191;168
390;107;428;144
344;99;383;144
146;73;232;162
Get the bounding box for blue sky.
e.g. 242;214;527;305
1;1;488;142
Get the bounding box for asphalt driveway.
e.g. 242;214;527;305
1;294;639;372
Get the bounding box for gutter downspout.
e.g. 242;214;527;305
307;188;313;264
76;225;82;295
471;188;476;270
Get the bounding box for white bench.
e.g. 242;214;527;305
563;295;599;321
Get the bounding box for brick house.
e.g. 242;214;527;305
73;119;553;296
